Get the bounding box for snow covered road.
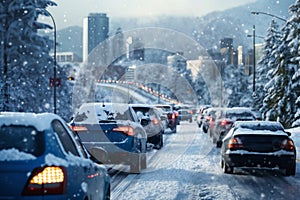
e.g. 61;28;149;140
110;122;300;200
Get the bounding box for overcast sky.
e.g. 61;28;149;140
47;0;256;29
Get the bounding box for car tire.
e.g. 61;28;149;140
216;140;222;148
154;133;163;149
222;160;233;174
202;125;208;133
285;162;296;176
130;154;141;174
171;125;177;133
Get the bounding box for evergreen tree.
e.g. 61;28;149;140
223;64;249;107
255;20;280;113
288;0;300;127
0;0;72;119
262;0;300;128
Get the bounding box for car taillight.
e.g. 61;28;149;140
280;139;295;151
228;137;243;150
220;119;231;126
152;118;159;125
171;113;175;119
70;125;88;132
112;126;134;136
23;166;66;195
206;116;211;121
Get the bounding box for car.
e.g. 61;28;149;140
201;107;223;134
70;102;148;173
211;107;256;147
196;105;211;127
220;121;296;176
154;104;179;133
130;104;164;149
0;112;110;200
178;109;193;123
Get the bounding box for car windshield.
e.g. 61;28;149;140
0;125;45;157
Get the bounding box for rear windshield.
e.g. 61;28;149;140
74;106;134;122
239;124;284;132
0;125;45;157
226;112;254;120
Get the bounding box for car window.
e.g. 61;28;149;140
0;125;45;157
52;119;80;157
65;124;89;158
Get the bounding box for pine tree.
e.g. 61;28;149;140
0;0;72;119
255;20;280;113
262;0;300;127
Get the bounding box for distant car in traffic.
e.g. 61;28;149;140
196;105;211;128
178;109;193;123
70;103;148;173
0;112;110;199
221;121;296;176
211;107;256;147
201;107;222;134
154;104;178;133
130;104;164;149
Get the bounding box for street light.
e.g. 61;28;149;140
247;25;256;93
39;9;57;114
247;34;264;39
251;11;287;22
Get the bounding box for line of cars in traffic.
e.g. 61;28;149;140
196;106;297;176
69;102;180;174
0;102;180;199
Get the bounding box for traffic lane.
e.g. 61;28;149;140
110;122;300;199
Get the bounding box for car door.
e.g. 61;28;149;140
52;119;102;199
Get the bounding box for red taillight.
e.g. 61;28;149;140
23;166;66;195
220;119;231;126
112;126;134;136
70;125;88;132
280;139;295;151
152;118;159;125
228;137;243;150
206;116;211;121
172;113;175;119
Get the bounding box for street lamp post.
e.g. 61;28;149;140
251;11;287;22
247;25;256;93
40;9;57;114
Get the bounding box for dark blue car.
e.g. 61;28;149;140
0;112;110;200
70;103;148;174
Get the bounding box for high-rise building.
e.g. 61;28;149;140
83;13;109;62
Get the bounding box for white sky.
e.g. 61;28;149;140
47;0;256;30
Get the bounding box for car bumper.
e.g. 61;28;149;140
223;150;296;168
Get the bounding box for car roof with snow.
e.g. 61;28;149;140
0;112;62;132
233;121;284;131
74;102;137;122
